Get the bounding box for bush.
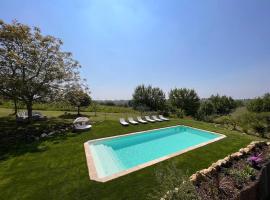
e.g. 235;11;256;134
209;94;236;115
251;121;267;137
169;88;200;116
196;101;215;121
132;85;166;111
176;109;185;118
148;163;199;200
213;115;237;130
228;165;256;187
236;112;269;137
247;93;270;112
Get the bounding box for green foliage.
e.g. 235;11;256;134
176;108;185;118
228;165;256;186
0;20;81;118
132;84;166;111
65;86;91;115
237;112;268;137
247;93;270;112
213;115;237;130
199;101;215;116
99;100;116;106
197;101;215;121
148;163;199;200
0;109;257;200
209;94;236;115
169;88;200;116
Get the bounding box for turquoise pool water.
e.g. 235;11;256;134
88;126;223;179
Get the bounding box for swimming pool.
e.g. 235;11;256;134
84;125;225;182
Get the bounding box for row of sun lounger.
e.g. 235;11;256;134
119;115;169;126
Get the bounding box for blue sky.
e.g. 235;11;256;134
1;0;270;100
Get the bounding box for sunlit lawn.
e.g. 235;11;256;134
0;108;260;200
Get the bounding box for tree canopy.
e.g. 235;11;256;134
247;93;270;113
0;20;81;118
65;86;91;115
168;88;200;116
132;84;166;111
209;94;236;115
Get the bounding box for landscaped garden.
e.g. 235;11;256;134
1;18;270;200
0;107;262;200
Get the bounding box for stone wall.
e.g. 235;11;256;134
161;141;270;200
189;141;270;185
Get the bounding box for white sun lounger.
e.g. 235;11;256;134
159;115;169;121
73;117;92;131
120;118;129;126
145;116;155;122
137;116;147;124
16;111;28;122
128;117;139;125
74;124;92;131
152;115;163;122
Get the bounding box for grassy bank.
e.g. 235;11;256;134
0;108;260;200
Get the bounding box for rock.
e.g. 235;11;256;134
267;142;270;146
190;173;197;184
230;152;243;160
48;131;55;136
239;147;250;154
41;133;47;138
215;159;227;168
200;167;216;176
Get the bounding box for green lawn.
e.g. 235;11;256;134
0;108;260;200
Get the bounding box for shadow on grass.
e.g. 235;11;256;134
58;112;91;119
0;116;77;161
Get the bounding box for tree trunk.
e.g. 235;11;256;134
13;98;18;115
77;106;80;116
26;102;33;119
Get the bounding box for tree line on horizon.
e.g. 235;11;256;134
131;84;270;119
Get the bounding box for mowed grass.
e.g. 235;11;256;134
0;108;259;200
0;107;139;122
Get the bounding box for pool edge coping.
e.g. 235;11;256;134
84;125;226;182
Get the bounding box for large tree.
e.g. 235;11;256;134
168;88;200;116
65;86;91;115
209;94;236;115
0;20;80;118
132;84;166;111
247;93;270;113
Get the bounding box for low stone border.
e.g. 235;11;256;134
161;141;270;200
189;141;270;185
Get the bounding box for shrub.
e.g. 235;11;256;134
237;112;268;137
213;115;237;130
196;101;215;121
247;93;270;112
198;101;215;116
251;121;266;137
132;85;166;111
209;94;236;115
148;163;199;200
176;109;185;118
228;165;256;187
169;88;200;117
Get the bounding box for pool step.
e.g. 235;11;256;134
91;144;124;178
